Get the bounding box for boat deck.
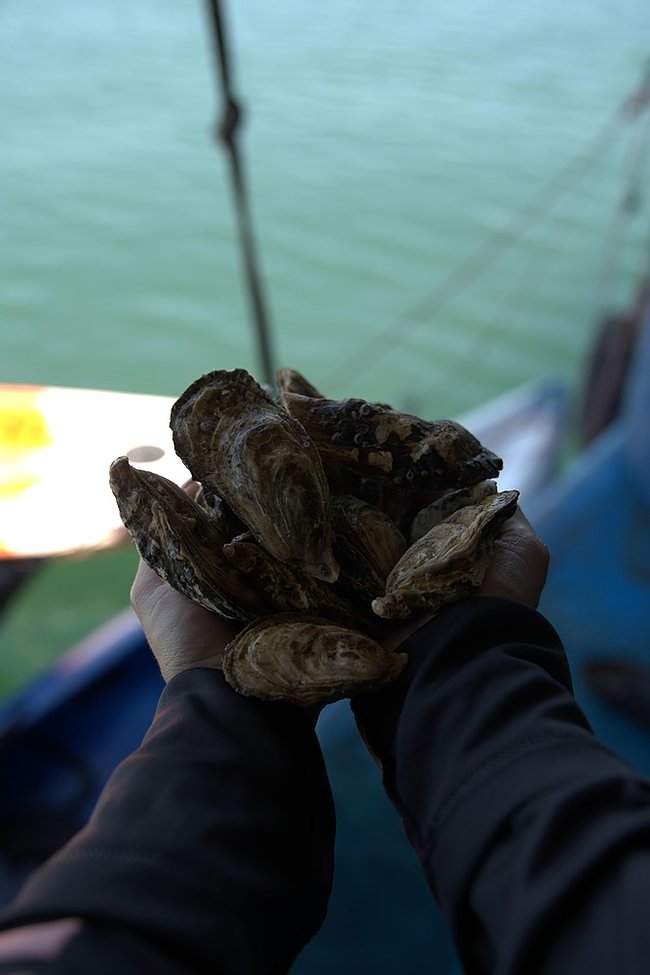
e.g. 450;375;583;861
530;422;650;776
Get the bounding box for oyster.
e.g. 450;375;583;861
276;366;324;399
109;362;517;707
170;369;339;583
109;457;269;621
194;485;247;538
373;489;519;620
277;367;393;413
326;470;437;535
223;532;374;630
330;495;407;607
281;391;503;490
222;614;407;706
409;480;498;543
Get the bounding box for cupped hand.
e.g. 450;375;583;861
477;506;549;608
378;505;549;651
130;559;239;683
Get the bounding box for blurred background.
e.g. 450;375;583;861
1;0;649;969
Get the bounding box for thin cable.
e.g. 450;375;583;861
599;100;650;311
325;68;650;391
204;0;275;388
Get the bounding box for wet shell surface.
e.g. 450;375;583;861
222;614;408;706
108;457;269;622
223;531;373;631
373;489;520;619
281;390;503;490
170;369;339;583
329;494;407;608
110;365;518;705
409;480;498;543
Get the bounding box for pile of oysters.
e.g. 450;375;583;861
109;368;518;706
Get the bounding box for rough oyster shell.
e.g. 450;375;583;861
277;367;393;413
330;495;407;607
194;485;247;538
170;369;339;583
281;391;503;491
372;489;519;619
109;361;522;707
108;457;269;622
409;480;498;543
276;366;324;399
326;470;437;535
223;531;373;630
222;613;407;705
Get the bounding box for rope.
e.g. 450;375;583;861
324;66;650;391
598;104;650;311
204;0;275;388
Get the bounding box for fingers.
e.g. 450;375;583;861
378;508;548;651
130;558;168;620
478;507;549;608
125;479;243;682
129;478;201;620
182;478;201;499
130;555;240;682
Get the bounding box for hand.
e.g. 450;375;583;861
477;506;549;608
130;559;239;683
379;506;548;651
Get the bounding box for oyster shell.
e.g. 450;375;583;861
409;480;498;543
110;362;522;707
170;369;339;583
222;613;407;706
223;531;373;630
194;485;247;538
330;495;407;607
372;489;519;620
281;391;503;490
276;366;324;399
326;470;437;535
277;367;393;413
109;457;269;622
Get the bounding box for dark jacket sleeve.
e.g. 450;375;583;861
0;668;335;975
352;596;650;975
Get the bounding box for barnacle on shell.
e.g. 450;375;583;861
170;369;339;583
222;614;407;706
281;391;503;491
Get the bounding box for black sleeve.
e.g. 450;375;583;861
352;596;650;975
0;668;335;975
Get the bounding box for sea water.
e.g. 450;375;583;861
2;0;648;411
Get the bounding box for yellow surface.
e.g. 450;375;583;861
0;386;50;499
0;383;186;559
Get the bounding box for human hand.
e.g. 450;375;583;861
130;558;239;683
477;505;549;608
378;505;548;651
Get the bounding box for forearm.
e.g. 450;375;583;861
353;597;650;975
0;669;334;975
